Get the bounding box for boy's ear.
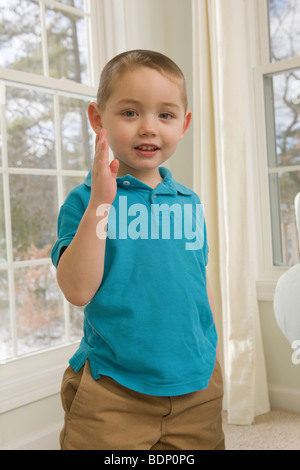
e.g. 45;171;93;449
180;110;192;139
88;102;102;134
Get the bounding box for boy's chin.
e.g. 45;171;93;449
118;159;164;172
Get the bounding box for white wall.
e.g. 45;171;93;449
0;395;63;450
259;301;300;413
122;0;194;188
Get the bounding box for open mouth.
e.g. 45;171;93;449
135;145;159;151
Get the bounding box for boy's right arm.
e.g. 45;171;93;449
56;129;119;307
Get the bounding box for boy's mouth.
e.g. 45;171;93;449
134;145;160;151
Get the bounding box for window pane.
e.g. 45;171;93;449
60;95;93;170
269;171;300;266
57;0;84;9
0;0;43;74
69;304;83;342
268;0;300;62
0;270;12;361
63;175;87;199
6;86;55;169
270;70;300;167
0;175;6;263
46;7;88;84
9;175;58;261
15;265;65;356
0;108;2;166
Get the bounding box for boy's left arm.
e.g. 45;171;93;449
207;280;219;360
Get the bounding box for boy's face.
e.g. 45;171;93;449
90;67;191;177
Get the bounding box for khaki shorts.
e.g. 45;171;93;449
60;360;225;450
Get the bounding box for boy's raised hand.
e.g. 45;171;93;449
89;128;119;209
57;128;118;306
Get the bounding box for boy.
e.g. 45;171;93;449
51;50;224;450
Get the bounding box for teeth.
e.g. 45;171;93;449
137;145;158;151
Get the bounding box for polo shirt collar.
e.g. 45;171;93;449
84;166;192;196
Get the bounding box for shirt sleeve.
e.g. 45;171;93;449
51;203;84;268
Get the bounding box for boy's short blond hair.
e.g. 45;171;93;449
97;49;188;112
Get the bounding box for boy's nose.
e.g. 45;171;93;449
138;117;158;136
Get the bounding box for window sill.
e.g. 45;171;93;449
256;279;277;301
0;343;78;413
255;260;299;302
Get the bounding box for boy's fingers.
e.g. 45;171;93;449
95;133;100;151
95;129;109;166
100;128;107;140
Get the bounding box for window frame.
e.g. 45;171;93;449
0;0;111;413
249;0;300;300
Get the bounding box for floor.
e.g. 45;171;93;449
223;410;300;450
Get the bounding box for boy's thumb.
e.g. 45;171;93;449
110;159;119;179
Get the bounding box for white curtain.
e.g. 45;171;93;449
192;0;270;424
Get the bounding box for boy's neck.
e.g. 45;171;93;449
116;162;163;189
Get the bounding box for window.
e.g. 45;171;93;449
263;0;300;267
0;0;100;364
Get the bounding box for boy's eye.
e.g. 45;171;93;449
123;110;138;118
159;113;173;120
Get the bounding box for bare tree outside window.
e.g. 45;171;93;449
268;0;300;62
266;0;300;266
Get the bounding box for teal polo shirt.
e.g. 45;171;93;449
51;167;217;396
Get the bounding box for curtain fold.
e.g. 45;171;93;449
192;0;270;424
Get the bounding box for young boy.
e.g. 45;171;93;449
51;50;224;450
